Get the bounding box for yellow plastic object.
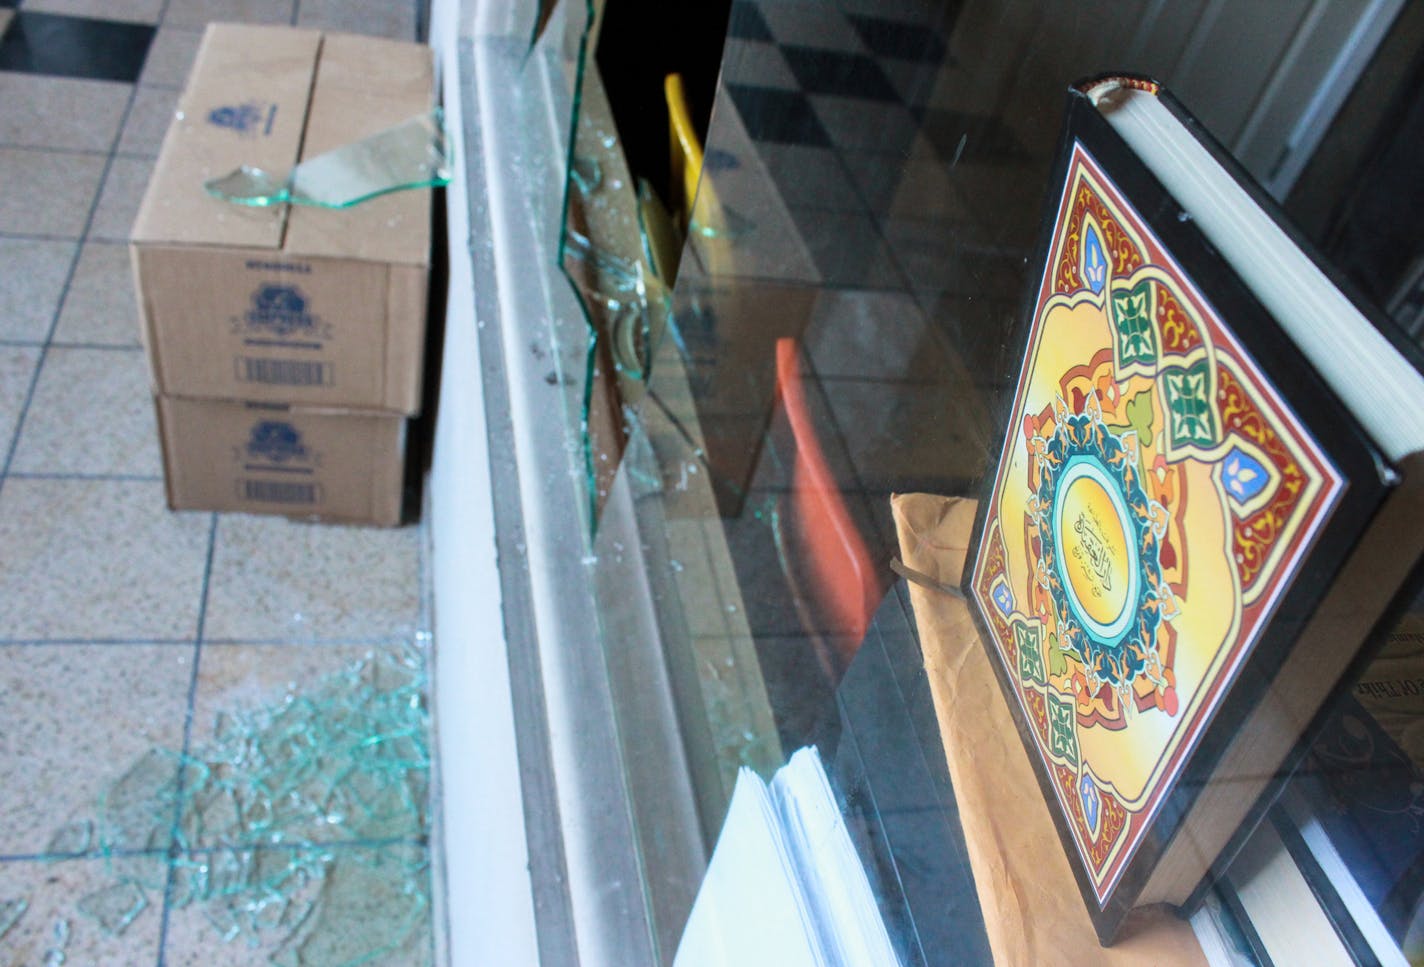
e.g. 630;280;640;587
664;73;704;227
664;72;732;276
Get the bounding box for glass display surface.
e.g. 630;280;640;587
526;0;1424;961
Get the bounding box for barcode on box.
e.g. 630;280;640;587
235;356;333;387
239;479;321;504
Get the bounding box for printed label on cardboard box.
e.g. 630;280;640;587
206;101;278;136
237;418;321;470
235;417;325;507
233;282;330;345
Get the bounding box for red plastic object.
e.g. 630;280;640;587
775;338;881;658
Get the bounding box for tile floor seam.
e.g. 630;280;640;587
33;342;145;355
181;837;428;855
0;72;143;496
23;341;143;352
9;472;165;481
155;508;215;967
1;835;430;868
0;846;176;864
0;142;109;157
0;637;193;645
201;636;413;646
0;230;85;243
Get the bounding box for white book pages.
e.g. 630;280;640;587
673;767;826;967
673;747;900;967
1090;81;1424;462
772;748;901;967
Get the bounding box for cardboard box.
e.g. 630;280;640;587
131;25;434;414
156;396;406;526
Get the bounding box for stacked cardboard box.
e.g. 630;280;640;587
131;24;434;526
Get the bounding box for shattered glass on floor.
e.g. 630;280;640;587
7;647;434;966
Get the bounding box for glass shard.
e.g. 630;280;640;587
570;155;603;195
75;881;147;936
43;917;69;966
271;846;428;967
690;204;756;240
528;0;560;53
46;820;93;855
205;110;451;209
0;897;26;941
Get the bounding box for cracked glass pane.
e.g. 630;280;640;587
206;110;451;209
537;32;824;951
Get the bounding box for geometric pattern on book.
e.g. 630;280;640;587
971;143;1345;905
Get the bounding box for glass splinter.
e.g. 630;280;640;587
205;109;451;209
689;204;755;240
570;155;603;195
43;917;69;967
76;881;147;937
45;820;92;855
0;898;27;941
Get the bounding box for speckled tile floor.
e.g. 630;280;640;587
0;2;437;964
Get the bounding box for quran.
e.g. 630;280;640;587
967;75;1424;943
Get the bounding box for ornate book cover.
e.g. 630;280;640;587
966;79;1419;942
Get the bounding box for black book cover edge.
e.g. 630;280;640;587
959;73;1419;945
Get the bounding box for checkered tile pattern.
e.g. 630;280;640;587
717;0;1030;296
682;0;1030;512
0;4;433;965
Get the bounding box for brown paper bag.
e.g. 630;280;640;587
891;492;1207;967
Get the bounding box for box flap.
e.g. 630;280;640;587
132;24;321;250
283;34;434;266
